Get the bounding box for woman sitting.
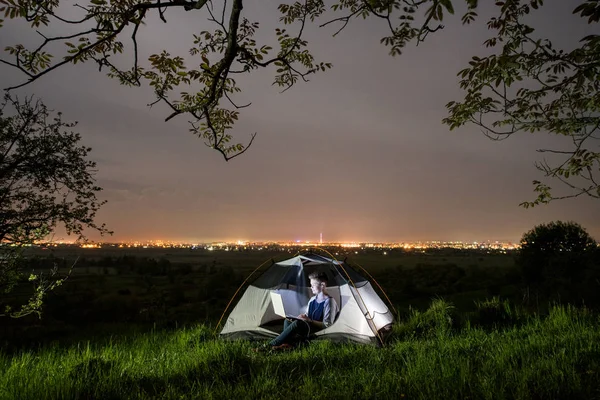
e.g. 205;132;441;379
257;271;339;351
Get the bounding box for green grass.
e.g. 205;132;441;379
2;303;599;400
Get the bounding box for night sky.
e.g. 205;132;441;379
1;1;598;243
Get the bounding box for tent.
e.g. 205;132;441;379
219;252;395;345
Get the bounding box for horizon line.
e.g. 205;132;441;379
50;238;522;245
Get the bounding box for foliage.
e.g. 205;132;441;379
393;297;456;340
0;94;109;318
468;296;526;330
0;0;334;160
518;220;598;302
0;0;597;204
1;251;74;318
443;0;600;206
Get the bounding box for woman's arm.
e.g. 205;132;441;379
319;297;338;328
309;320;325;329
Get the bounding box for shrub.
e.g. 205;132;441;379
519;221;596;284
392;297;456;340
468;297;524;330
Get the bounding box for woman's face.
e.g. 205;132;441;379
310;278;324;295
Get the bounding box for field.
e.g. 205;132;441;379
2;303;599;399
1;246;599;399
1;247;520;344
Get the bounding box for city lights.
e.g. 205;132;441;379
24;238;526;252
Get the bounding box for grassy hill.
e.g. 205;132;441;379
2;302;599;400
2;248;599;399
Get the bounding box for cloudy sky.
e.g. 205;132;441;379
1;0;598;243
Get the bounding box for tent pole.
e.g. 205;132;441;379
309;247;387;347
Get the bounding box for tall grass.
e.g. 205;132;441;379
2;302;600;400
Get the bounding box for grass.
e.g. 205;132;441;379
2;302;600;400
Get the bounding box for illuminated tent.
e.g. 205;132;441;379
219;253;394;345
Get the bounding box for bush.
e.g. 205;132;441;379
393;298;456;340
518;221;598;305
468;297;525;330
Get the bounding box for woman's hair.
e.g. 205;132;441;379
308;271;328;285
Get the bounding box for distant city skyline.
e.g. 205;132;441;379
64;238;524;251
57;235;525;246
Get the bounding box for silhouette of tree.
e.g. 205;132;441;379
0;94;109;318
518;220;598;304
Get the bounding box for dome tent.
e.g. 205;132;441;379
218;252;394;345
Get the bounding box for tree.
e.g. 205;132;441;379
0;93;109;318
518;220;598;304
0;0;597;203
442;1;600;207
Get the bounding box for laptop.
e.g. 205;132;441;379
270;291;297;320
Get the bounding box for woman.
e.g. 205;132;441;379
257;271;339;351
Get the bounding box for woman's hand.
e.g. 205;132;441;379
297;313;309;320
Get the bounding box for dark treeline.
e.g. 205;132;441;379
1;238;599;350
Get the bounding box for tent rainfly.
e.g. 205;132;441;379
219;253;394;345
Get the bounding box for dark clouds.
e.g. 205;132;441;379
0;1;598;243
